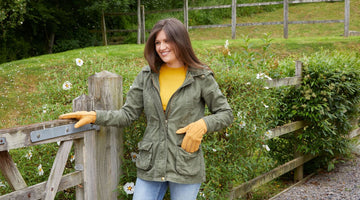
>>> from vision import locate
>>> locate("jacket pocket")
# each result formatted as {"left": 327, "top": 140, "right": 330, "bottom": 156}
{"left": 136, "top": 141, "right": 153, "bottom": 171}
{"left": 176, "top": 147, "right": 201, "bottom": 176}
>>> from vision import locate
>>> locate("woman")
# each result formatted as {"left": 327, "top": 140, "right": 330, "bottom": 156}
{"left": 59, "top": 18, "right": 233, "bottom": 200}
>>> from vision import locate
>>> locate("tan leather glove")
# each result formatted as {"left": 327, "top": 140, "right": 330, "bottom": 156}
{"left": 176, "top": 119, "right": 207, "bottom": 153}
{"left": 59, "top": 111, "right": 96, "bottom": 128}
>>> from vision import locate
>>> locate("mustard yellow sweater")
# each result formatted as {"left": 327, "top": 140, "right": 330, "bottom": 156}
{"left": 159, "top": 64, "right": 187, "bottom": 111}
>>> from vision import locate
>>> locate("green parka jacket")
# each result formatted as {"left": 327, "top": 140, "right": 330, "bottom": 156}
{"left": 95, "top": 65, "right": 233, "bottom": 184}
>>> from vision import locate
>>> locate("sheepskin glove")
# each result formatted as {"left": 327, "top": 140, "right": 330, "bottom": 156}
{"left": 59, "top": 111, "right": 96, "bottom": 128}
{"left": 176, "top": 119, "right": 207, "bottom": 153}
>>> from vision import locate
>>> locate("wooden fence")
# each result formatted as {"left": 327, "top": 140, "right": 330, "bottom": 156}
{"left": 0, "top": 71, "right": 123, "bottom": 200}
{"left": 99, "top": 0, "right": 350, "bottom": 45}
{"left": 228, "top": 61, "right": 360, "bottom": 199}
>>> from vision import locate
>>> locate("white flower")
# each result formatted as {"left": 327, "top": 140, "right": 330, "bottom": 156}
{"left": 239, "top": 121, "right": 246, "bottom": 128}
{"left": 256, "top": 73, "right": 265, "bottom": 79}
{"left": 224, "top": 40, "right": 229, "bottom": 49}
{"left": 57, "top": 141, "right": 61, "bottom": 146}
{"left": 25, "top": 150, "right": 32, "bottom": 160}
{"left": 123, "top": 182, "right": 135, "bottom": 194}
{"left": 256, "top": 73, "right": 272, "bottom": 80}
{"left": 38, "top": 164, "right": 44, "bottom": 176}
{"left": 199, "top": 191, "right": 206, "bottom": 198}
{"left": 42, "top": 105, "right": 47, "bottom": 113}
{"left": 262, "top": 101, "right": 269, "bottom": 108}
{"left": 253, "top": 125, "right": 257, "bottom": 132}
{"left": 263, "top": 144, "right": 271, "bottom": 151}
{"left": 0, "top": 181, "right": 6, "bottom": 188}
{"left": 212, "top": 148, "right": 217, "bottom": 152}
{"left": 130, "top": 152, "right": 138, "bottom": 163}
{"left": 62, "top": 81, "right": 72, "bottom": 90}
{"left": 264, "top": 86, "right": 269, "bottom": 89}
{"left": 70, "top": 155, "right": 75, "bottom": 162}
{"left": 75, "top": 58, "right": 84, "bottom": 66}
{"left": 264, "top": 74, "right": 272, "bottom": 80}
{"left": 246, "top": 82, "right": 251, "bottom": 85}
{"left": 265, "top": 130, "right": 273, "bottom": 138}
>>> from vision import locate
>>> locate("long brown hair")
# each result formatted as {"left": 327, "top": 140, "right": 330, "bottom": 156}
{"left": 144, "top": 18, "right": 207, "bottom": 72}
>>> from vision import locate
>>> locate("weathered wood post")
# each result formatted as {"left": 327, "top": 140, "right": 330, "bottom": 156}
{"left": 141, "top": 5, "right": 146, "bottom": 43}
{"left": 101, "top": 10, "right": 108, "bottom": 46}
{"left": 283, "top": 0, "right": 289, "bottom": 39}
{"left": 344, "top": 0, "right": 350, "bottom": 37}
{"left": 231, "top": 0, "right": 237, "bottom": 39}
{"left": 293, "top": 61, "right": 303, "bottom": 182}
{"left": 137, "top": 0, "right": 141, "bottom": 44}
{"left": 184, "top": 0, "right": 189, "bottom": 30}
{"left": 88, "top": 71, "right": 123, "bottom": 200}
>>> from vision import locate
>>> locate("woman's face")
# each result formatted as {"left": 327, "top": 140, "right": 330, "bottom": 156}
{"left": 155, "top": 30, "right": 183, "bottom": 68}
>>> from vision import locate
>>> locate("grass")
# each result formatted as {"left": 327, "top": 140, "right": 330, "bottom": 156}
{"left": 0, "top": 0, "right": 360, "bottom": 199}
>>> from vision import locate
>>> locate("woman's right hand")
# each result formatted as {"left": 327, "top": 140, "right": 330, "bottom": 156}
{"left": 59, "top": 111, "right": 96, "bottom": 128}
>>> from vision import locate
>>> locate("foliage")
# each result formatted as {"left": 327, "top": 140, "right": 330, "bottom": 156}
{"left": 0, "top": 0, "right": 27, "bottom": 38}
{"left": 268, "top": 50, "right": 360, "bottom": 170}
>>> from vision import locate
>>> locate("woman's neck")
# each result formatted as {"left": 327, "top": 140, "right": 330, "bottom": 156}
{"left": 166, "top": 60, "right": 184, "bottom": 68}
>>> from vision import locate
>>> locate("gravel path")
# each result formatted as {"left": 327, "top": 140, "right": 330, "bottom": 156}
{"left": 271, "top": 155, "right": 360, "bottom": 200}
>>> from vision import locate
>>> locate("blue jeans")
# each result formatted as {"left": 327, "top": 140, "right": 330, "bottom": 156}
{"left": 132, "top": 178, "right": 201, "bottom": 200}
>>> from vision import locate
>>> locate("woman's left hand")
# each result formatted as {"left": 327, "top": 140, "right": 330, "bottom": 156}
{"left": 176, "top": 119, "right": 207, "bottom": 153}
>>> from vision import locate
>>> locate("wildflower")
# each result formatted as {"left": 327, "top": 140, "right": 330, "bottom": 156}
{"left": 237, "top": 111, "right": 246, "bottom": 119}
{"left": 224, "top": 40, "right": 229, "bottom": 49}
{"left": 253, "top": 125, "right": 257, "bottom": 132}
{"left": 130, "top": 152, "right": 138, "bottom": 163}
{"left": 223, "top": 40, "right": 231, "bottom": 56}
{"left": 262, "top": 101, "right": 269, "bottom": 108}
{"left": 38, "top": 164, "right": 44, "bottom": 176}
{"left": 264, "top": 86, "right": 269, "bottom": 89}
{"left": 75, "top": 58, "right": 84, "bottom": 66}
{"left": 62, "top": 81, "right": 72, "bottom": 90}
{"left": 199, "top": 191, "right": 206, "bottom": 198}
{"left": 25, "top": 150, "right": 32, "bottom": 160}
{"left": 123, "top": 182, "right": 135, "bottom": 194}
{"left": 256, "top": 73, "right": 272, "bottom": 80}
{"left": 263, "top": 144, "right": 271, "bottom": 151}
{"left": 43, "top": 105, "right": 47, "bottom": 113}
{"left": 239, "top": 121, "right": 246, "bottom": 128}
{"left": 212, "top": 149, "right": 217, "bottom": 152}
{"left": 0, "top": 181, "right": 6, "bottom": 188}
{"left": 265, "top": 130, "right": 273, "bottom": 138}
{"left": 70, "top": 155, "right": 75, "bottom": 162}
{"left": 246, "top": 82, "right": 251, "bottom": 85}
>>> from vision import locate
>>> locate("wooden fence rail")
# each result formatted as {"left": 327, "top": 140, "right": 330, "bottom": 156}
{"left": 98, "top": 0, "right": 350, "bottom": 45}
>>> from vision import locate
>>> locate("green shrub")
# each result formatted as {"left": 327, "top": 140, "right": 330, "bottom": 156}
{"left": 268, "top": 50, "right": 360, "bottom": 170}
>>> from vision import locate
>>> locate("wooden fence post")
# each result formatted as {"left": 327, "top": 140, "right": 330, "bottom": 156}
{"left": 184, "top": 0, "right": 189, "bottom": 30}
{"left": 101, "top": 10, "right": 108, "bottom": 46}
{"left": 283, "top": 0, "right": 289, "bottom": 39}
{"left": 294, "top": 61, "right": 303, "bottom": 182}
{"left": 344, "top": 0, "right": 350, "bottom": 37}
{"left": 137, "top": 0, "right": 141, "bottom": 44}
{"left": 232, "top": 0, "right": 237, "bottom": 39}
{"left": 88, "top": 71, "right": 123, "bottom": 200}
{"left": 141, "top": 5, "right": 146, "bottom": 43}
